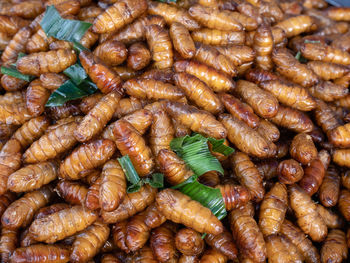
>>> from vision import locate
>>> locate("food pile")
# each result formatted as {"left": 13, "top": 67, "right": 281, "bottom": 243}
{"left": 0, "top": 0, "right": 350, "bottom": 262}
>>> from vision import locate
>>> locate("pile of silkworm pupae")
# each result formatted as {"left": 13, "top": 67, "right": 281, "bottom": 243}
{"left": 1, "top": 0, "right": 350, "bottom": 262}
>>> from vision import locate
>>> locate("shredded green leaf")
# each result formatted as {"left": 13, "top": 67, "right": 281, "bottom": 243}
{"left": 63, "top": 64, "right": 88, "bottom": 85}
{"left": 174, "top": 175, "right": 227, "bottom": 220}
{"left": 118, "top": 155, "right": 164, "bottom": 193}
{"left": 1, "top": 66, "right": 34, "bottom": 82}
{"left": 171, "top": 134, "right": 234, "bottom": 175}
{"left": 40, "top": 5, "right": 92, "bottom": 42}
{"left": 304, "top": 40, "right": 321, "bottom": 44}
{"left": 295, "top": 51, "right": 307, "bottom": 63}
{"left": 73, "top": 42, "right": 88, "bottom": 54}
{"left": 45, "top": 79, "right": 97, "bottom": 107}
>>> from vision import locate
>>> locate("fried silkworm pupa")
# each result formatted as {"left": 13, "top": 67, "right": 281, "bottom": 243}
{"left": 0, "top": 123, "right": 18, "bottom": 140}
{"left": 156, "top": 189, "right": 223, "bottom": 235}
{"left": 314, "top": 99, "right": 342, "bottom": 135}
{"left": 39, "top": 73, "right": 67, "bottom": 90}
{"left": 132, "top": 246, "right": 158, "bottom": 263}
{"left": 0, "top": 15, "right": 30, "bottom": 36}
{"left": 0, "top": 227, "right": 17, "bottom": 263}
{"left": 12, "top": 116, "right": 50, "bottom": 149}
{"left": 0, "top": 32, "right": 10, "bottom": 51}
{"left": 175, "top": 228, "right": 204, "bottom": 256}
{"left": 266, "top": 234, "right": 303, "bottom": 263}
{"left": 85, "top": 175, "right": 101, "bottom": 210}
{"left": 170, "top": 22, "right": 195, "bottom": 59}
{"left": 150, "top": 223, "right": 178, "bottom": 262}
{"left": 7, "top": 161, "right": 58, "bottom": 192}
{"left": 255, "top": 120, "right": 279, "bottom": 143}
{"left": 321, "top": 229, "right": 348, "bottom": 263}
{"left": 34, "top": 203, "right": 71, "bottom": 220}
{"left": 79, "top": 50, "right": 122, "bottom": 94}
{"left": 268, "top": 105, "right": 314, "bottom": 133}
{"left": 145, "top": 24, "right": 173, "bottom": 69}
{"left": 174, "top": 60, "right": 234, "bottom": 93}
{"left": 0, "top": 101, "right": 32, "bottom": 126}
{"left": 278, "top": 159, "right": 304, "bottom": 184}
{"left": 10, "top": 244, "right": 70, "bottom": 263}
{"left": 309, "top": 80, "right": 348, "bottom": 102}
{"left": 47, "top": 102, "right": 81, "bottom": 121}
{"left": 328, "top": 123, "right": 350, "bottom": 148}
{"left": 338, "top": 189, "right": 350, "bottom": 221}
{"left": 157, "top": 149, "right": 193, "bottom": 185}
{"left": 102, "top": 185, "right": 157, "bottom": 224}
{"left": 316, "top": 204, "right": 344, "bottom": 229}
{"left": 59, "top": 139, "right": 116, "bottom": 180}
{"left": 188, "top": 4, "right": 242, "bottom": 31}
{"left": 220, "top": 114, "right": 275, "bottom": 159}
{"left": 255, "top": 159, "right": 279, "bottom": 180}
{"left": 1, "top": 26, "right": 32, "bottom": 62}
{"left": 290, "top": 133, "right": 318, "bottom": 165}
{"left": 274, "top": 15, "right": 316, "bottom": 38}
{"left": 78, "top": 6, "right": 103, "bottom": 20}
{"left": 70, "top": 221, "right": 110, "bottom": 263}
{"left": 141, "top": 68, "right": 174, "bottom": 84}
{"left": 9, "top": 0, "right": 44, "bottom": 19}
{"left": 200, "top": 249, "right": 228, "bottom": 263}
{"left": 166, "top": 101, "right": 227, "bottom": 139}
{"left": 104, "top": 109, "right": 153, "bottom": 140}
{"left": 16, "top": 49, "right": 76, "bottom": 76}
{"left": 179, "top": 255, "right": 199, "bottom": 263}
{"left": 145, "top": 102, "right": 174, "bottom": 156}
{"left": 78, "top": 93, "right": 104, "bottom": 114}
{"left": 229, "top": 203, "right": 266, "bottom": 263}
{"left": 112, "top": 120, "right": 154, "bottom": 177}
{"left": 124, "top": 78, "right": 183, "bottom": 101}
{"left": 109, "top": 14, "right": 166, "bottom": 44}
{"left": 301, "top": 42, "right": 350, "bottom": 65}
{"left": 0, "top": 192, "right": 16, "bottom": 218}
{"left": 74, "top": 91, "right": 122, "bottom": 142}
{"left": 245, "top": 68, "right": 279, "bottom": 84}
{"left": 191, "top": 29, "right": 245, "bottom": 46}
{"left": 26, "top": 79, "right": 50, "bottom": 117}
{"left": 333, "top": 149, "right": 350, "bottom": 167}
{"left": 308, "top": 61, "right": 349, "bottom": 80}
{"left": 93, "top": 40, "right": 127, "bottom": 66}
{"left": 0, "top": 139, "right": 22, "bottom": 195}
{"left": 331, "top": 33, "right": 350, "bottom": 52}
{"left": 299, "top": 158, "right": 325, "bottom": 196}
{"left": 280, "top": 219, "right": 320, "bottom": 263}
{"left": 194, "top": 43, "right": 237, "bottom": 77}
{"left": 55, "top": 180, "right": 88, "bottom": 206}
{"left": 319, "top": 167, "right": 340, "bottom": 207}
{"left": 26, "top": 28, "right": 54, "bottom": 54}
{"left": 260, "top": 80, "right": 316, "bottom": 111}
{"left": 272, "top": 47, "right": 319, "bottom": 87}
{"left": 235, "top": 80, "right": 278, "bottom": 118}
{"left": 205, "top": 229, "right": 237, "bottom": 260}
{"left": 259, "top": 182, "right": 288, "bottom": 236}
{"left": 112, "top": 97, "right": 146, "bottom": 119}
{"left": 216, "top": 184, "right": 251, "bottom": 211}
{"left": 101, "top": 254, "right": 121, "bottom": 263}
{"left": 289, "top": 184, "right": 327, "bottom": 242}
{"left": 100, "top": 160, "right": 126, "bottom": 212}
{"left": 113, "top": 220, "right": 129, "bottom": 253}
{"left": 174, "top": 72, "right": 223, "bottom": 114}
{"left": 342, "top": 170, "right": 350, "bottom": 190}
{"left": 23, "top": 117, "right": 81, "bottom": 164}
{"left": 147, "top": 1, "right": 199, "bottom": 30}
{"left": 214, "top": 45, "right": 255, "bottom": 67}
{"left": 126, "top": 42, "right": 151, "bottom": 70}
{"left": 29, "top": 205, "right": 98, "bottom": 244}
{"left": 1, "top": 185, "right": 54, "bottom": 230}
{"left": 253, "top": 23, "right": 273, "bottom": 71}
{"left": 92, "top": 0, "right": 147, "bottom": 33}
{"left": 1, "top": 74, "right": 27, "bottom": 92}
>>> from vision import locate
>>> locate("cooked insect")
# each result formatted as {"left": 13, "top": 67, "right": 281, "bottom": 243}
{"left": 259, "top": 182, "right": 288, "bottom": 236}
{"left": 92, "top": 0, "right": 147, "bottom": 33}
{"left": 319, "top": 167, "right": 340, "bottom": 207}
{"left": 55, "top": 180, "right": 88, "bottom": 206}
{"left": 289, "top": 184, "right": 327, "bottom": 242}
{"left": 301, "top": 42, "right": 350, "bottom": 65}
{"left": 10, "top": 244, "right": 70, "bottom": 263}
{"left": 200, "top": 249, "right": 228, "bottom": 263}
{"left": 175, "top": 228, "right": 204, "bottom": 256}
{"left": 316, "top": 204, "right": 344, "bottom": 229}
{"left": 290, "top": 133, "right": 318, "bottom": 165}
{"left": 2, "top": 185, "right": 54, "bottom": 230}
{"left": 278, "top": 159, "right": 304, "bottom": 184}
{"left": 59, "top": 139, "right": 116, "bottom": 180}
{"left": 127, "top": 42, "right": 151, "bottom": 70}
{"left": 124, "top": 78, "right": 183, "bottom": 101}
{"left": 0, "top": 227, "right": 17, "bottom": 263}
{"left": 266, "top": 234, "right": 303, "bottom": 263}
{"left": 253, "top": 23, "right": 273, "bottom": 70}
{"left": 156, "top": 189, "right": 223, "bottom": 235}
{"left": 7, "top": 161, "right": 58, "bottom": 192}
{"left": 17, "top": 49, "right": 76, "bottom": 76}
{"left": 299, "top": 158, "right": 326, "bottom": 196}
{"left": 229, "top": 204, "right": 266, "bottom": 263}
{"left": 308, "top": 61, "right": 349, "bottom": 80}
{"left": 338, "top": 189, "right": 350, "bottom": 221}
{"left": 192, "top": 29, "right": 245, "bottom": 46}
{"left": 93, "top": 40, "right": 127, "bottom": 66}
{"left": 23, "top": 117, "right": 81, "bottom": 164}
{"left": 2, "top": 26, "right": 32, "bottom": 62}
{"left": 174, "top": 60, "right": 234, "bottom": 92}
{"left": 166, "top": 101, "right": 227, "bottom": 139}
{"left": 112, "top": 120, "right": 154, "bottom": 177}
{"left": 321, "top": 229, "right": 348, "bottom": 263}
{"left": 170, "top": 22, "right": 195, "bottom": 59}
{"left": 145, "top": 24, "right": 173, "bottom": 69}
{"left": 150, "top": 223, "right": 178, "bottom": 262}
